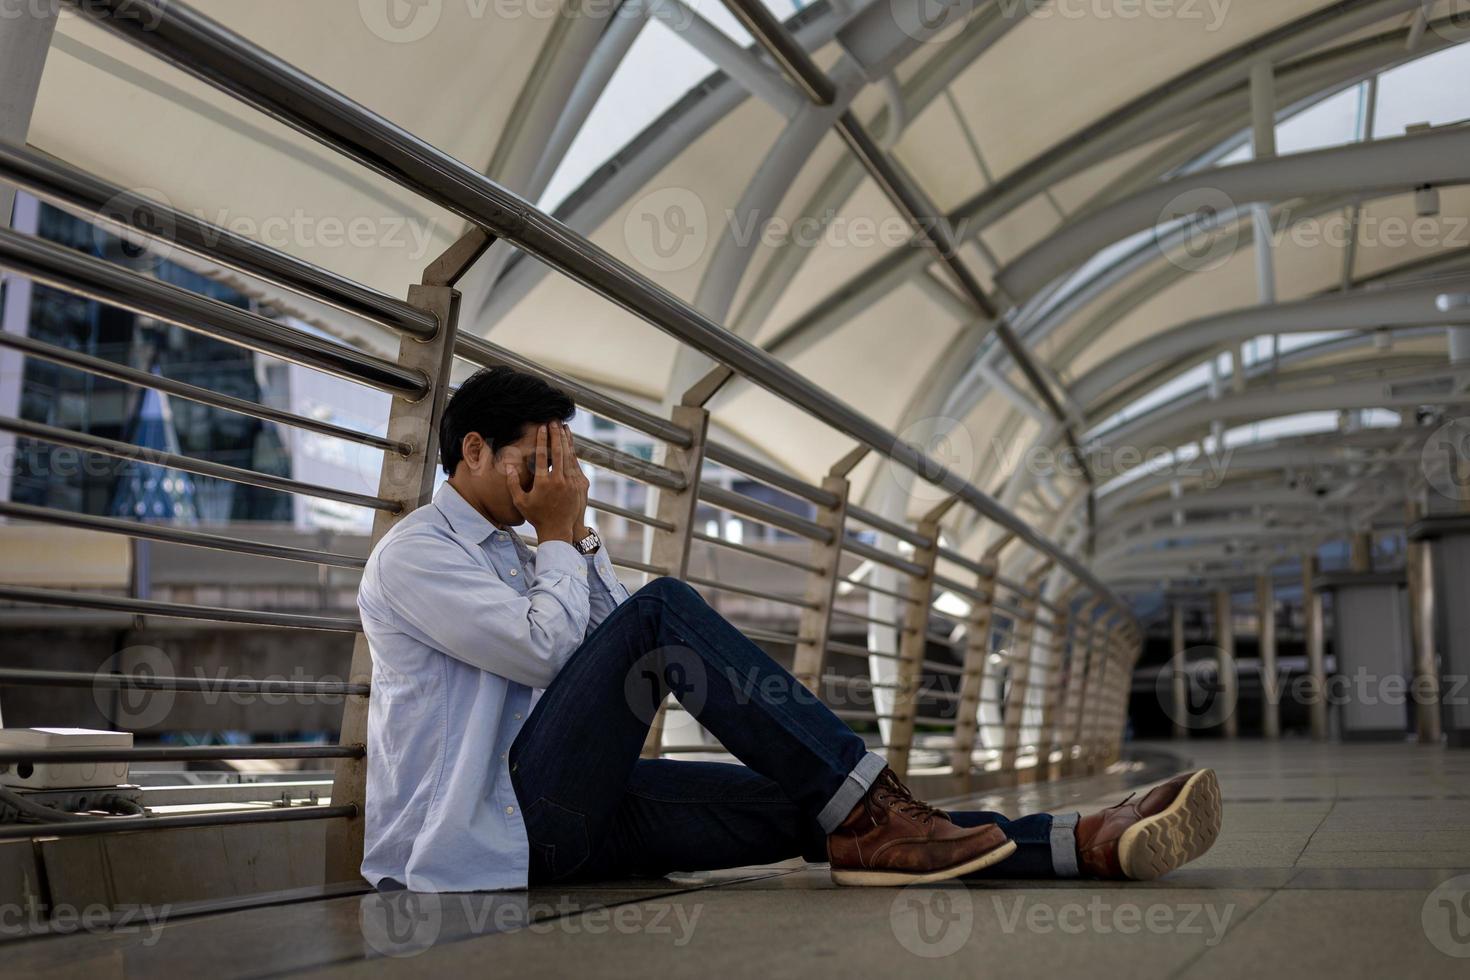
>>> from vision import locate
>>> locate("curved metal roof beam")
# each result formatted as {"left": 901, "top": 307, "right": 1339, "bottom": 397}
{"left": 1074, "top": 277, "right": 1470, "bottom": 409}
{"left": 1096, "top": 424, "right": 1427, "bottom": 517}
{"left": 998, "top": 126, "right": 1470, "bottom": 304}
{"left": 946, "top": 0, "right": 1427, "bottom": 273}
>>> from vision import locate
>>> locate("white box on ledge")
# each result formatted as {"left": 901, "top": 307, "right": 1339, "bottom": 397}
{"left": 0, "top": 728, "right": 132, "bottom": 789}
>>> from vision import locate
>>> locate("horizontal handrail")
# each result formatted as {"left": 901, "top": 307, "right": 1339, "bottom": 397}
{"left": 0, "top": 500, "right": 368, "bottom": 569}
{"left": 845, "top": 504, "right": 935, "bottom": 550}
{"left": 0, "top": 745, "right": 362, "bottom": 763}
{"left": 841, "top": 538, "right": 927, "bottom": 578}
{"left": 690, "top": 531, "right": 824, "bottom": 574}
{"left": 0, "top": 225, "right": 429, "bottom": 398}
{"left": 0, "top": 586, "right": 361, "bottom": 632}
{"left": 702, "top": 440, "right": 837, "bottom": 508}
{"left": 0, "top": 415, "right": 397, "bottom": 512}
{"left": 0, "top": 804, "right": 357, "bottom": 841}
{"left": 586, "top": 497, "right": 676, "bottom": 532}
{"left": 575, "top": 436, "right": 686, "bottom": 491}
{"left": 838, "top": 576, "right": 921, "bottom": 605}
{"left": 0, "top": 141, "right": 437, "bottom": 338}
{"left": 0, "top": 667, "right": 368, "bottom": 695}
{"left": 74, "top": 0, "right": 1133, "bottom": 626}
{"left": 683, "top": 575, "right": 816, "bottom": 610}
{"left": 0, "top": 330, "right": 409, "bottom": 455}
{"left": 455, "top": 335, "right": 693, "bottom": 447}
{"left": 698, "top": 484, "right": 832, "bottom": 543}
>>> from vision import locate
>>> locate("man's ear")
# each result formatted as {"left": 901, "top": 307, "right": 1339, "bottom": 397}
{"left": 461, "top": 432, "right": 489, "bottom": 473}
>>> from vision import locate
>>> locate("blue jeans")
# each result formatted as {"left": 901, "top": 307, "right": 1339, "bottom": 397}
{"left": 508, "top": 579, "right": 1077, "bottom": 883}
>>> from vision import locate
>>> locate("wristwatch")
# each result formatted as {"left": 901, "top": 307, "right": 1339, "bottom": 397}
{"left": 574, "top": 527, "right": 602, "bottom": 556}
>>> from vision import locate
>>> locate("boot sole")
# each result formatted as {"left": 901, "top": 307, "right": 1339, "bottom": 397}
{"left": 831, "top": 839, "right": 1018, "bottom": 887}
{"left": 1116, "top": 768, "right": 1222, "bottom": 881}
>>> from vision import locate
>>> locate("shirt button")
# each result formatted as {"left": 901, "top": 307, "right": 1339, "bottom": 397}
{"left": 505, "top": 805, "right": 515, "bottom": 815}
{"left": 508, "top": 568, "right": 518, "bottom": 577}
{"left": 513, "top": 712, "right": 522, "bottom": 720}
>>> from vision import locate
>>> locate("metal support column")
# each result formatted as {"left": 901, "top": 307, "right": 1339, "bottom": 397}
{"left": 1303, "top": 551, "right": 1330, "bottom": 740}
{"left": 1057, "top": 597, "right": 1101, "bottom": 771}
{"left": 1406, "top": 500, "right": 1442, "bottom": 744}
{"left": 887, "top": 496, "right": 958, "bottom": 779}
{"left": 1214, "top": 588, "right": 1239, "bottom": 738}
{"left": 1171, "top": 603, "right": 1189, "bottom": 739}
{"left": 325, "top": 227, "right": 486, "bottom": 883}
{"left": 1258, "top": 573, "right": 1281, "bottom": 739}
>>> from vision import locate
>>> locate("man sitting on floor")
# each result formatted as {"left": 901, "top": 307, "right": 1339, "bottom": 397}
{"left": 356, "top": 367, "right": 1222, "bottom": 892}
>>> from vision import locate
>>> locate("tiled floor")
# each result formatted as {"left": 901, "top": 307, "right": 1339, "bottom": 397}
{"left": 6, "top": 739, "right": 1469, "bottom": 979}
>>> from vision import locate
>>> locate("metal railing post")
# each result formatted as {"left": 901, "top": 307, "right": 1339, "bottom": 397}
{"left": 1037, "top": 583, "right": 1080, "bottom": 780}
{"left": 1081, "top": 612, "right": 1118, "bottom": 772}
{"left": 639, "top": 377, "right": 715, "bottom": 758}
{"left": 791, "top": 447, "right": 867, "bottom": 692}
{"left": 999, "top": 562, "right": 1052, "bottom": 777}
{"left": 886, "top": 496, "right": 958, "bottom": 780}
{"left": 1057, "top": 597, "right": 1101, "bottom": 773}
{"left": 325, "top": 227, "right": 488, "bottom": 883}
{"left": 949, "top": 540, "right": 1005, "bottom": 777}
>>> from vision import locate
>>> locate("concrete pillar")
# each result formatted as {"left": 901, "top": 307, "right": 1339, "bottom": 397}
{"left": 0, "top": 1, "right": 57, "bottom": 722}
{"left": 1303, "top": 552, "right": 1329, "bottom": 740}
{"left": 1170, "top": 603, "right": 1188, "bottom": 739}
{"left": 1257, "top": 573, "right": 1281, "bottom": 739}
{"left": 0, "top": 0, "right": 58, "bottom": 224}
{"left": 1214, "top": 588, "right": 1238, "bottom": 738}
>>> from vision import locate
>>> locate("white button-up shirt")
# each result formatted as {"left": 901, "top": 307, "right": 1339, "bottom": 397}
{"left": 355, "top": 483, "right": 629, "bottom": 891}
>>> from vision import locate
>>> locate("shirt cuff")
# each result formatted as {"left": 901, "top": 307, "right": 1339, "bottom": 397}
{"left": 583, "top": 547, "right": 623, "bottom": 592}
{"left": 535, "top": 539, "right": 587, "bottom": 579}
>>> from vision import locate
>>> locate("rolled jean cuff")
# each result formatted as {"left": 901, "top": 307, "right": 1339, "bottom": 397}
{"left": 816, "top": 751, "right": 887, "bottom": 833}
{"left": 1050, "top": 811, "right": 1081, "bottom": 877}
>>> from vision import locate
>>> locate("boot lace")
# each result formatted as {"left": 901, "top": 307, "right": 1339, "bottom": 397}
{"left": 866, "top": 769, "right": 943, "bottom": 825}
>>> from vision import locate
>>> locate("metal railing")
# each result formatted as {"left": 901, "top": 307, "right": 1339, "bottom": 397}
{"left": 0, "top": 0, "right": 1140, "bottom": 886}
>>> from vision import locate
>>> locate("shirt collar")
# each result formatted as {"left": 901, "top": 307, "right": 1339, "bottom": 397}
{"left": 433, "top": 482, "right": 500, "bottom": 543}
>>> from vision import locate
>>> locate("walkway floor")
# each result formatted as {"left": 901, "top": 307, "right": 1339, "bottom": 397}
{"left": 7, "top": 739, "right": 1470, "bottom": 979}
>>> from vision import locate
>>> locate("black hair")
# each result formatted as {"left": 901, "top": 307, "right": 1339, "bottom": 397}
{"left": 439, "top": 366, "right": 575, "bottom": 475}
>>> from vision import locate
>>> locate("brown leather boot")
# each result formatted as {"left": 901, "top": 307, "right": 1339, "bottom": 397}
{"left": 826, "top": 767, "right": 1016, "bottom": 886}
{"left": 1075, "top": 768, "right": 1222, "bottom": 880}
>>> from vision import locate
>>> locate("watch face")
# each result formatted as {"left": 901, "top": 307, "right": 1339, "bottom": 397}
{"left": 578, "top": 530, "right": 601, "bottom": 554}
